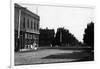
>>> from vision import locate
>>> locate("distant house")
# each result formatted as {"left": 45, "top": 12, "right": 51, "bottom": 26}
{"left": 14, "top": 3, "right": 40, "bottom": 51}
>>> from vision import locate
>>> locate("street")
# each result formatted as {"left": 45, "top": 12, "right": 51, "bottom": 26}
{"left": 15, "top": 48, "right": 93, "bottom": 65}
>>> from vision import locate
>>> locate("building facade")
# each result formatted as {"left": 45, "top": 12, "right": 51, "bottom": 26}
{"left": 14, "top": 4, "right": 40, "bottom": 51}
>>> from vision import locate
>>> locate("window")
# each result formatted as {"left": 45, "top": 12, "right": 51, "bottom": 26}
{"left": 28, "top": 33, "right": 30, "bottom": 39}
{"left": 36, "top": 21, "right": 39, "bottom": 31}
{"left": 36, "top": 23, "right": 38, "bottom": 31}
{"left": 31, "top": 21, "right": 33, "bottom": 29}
{"left": 33, "top": 19, "right": 34, "bottom": 30}
{"left": 34, "top": 20, "right": 36, "bottom": 30}
{"left": 35, "top": 20, "right": 37, "bottom": 31}
{"left": 25, "top": 33, "right": 27, "bottom": 39}
{"left": 23, "top": 17, "right": 25, "bottom": 28}
{"left": 27, "top": 19, "right": 29, "bottom": 28}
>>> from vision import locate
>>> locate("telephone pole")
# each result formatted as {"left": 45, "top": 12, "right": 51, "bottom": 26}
{"left": 60, "top": 31, "right": 62, "bottom": 44}
{"left": 36, "top": 5, "right": 38, "bottom": 15}
{"left": 18, "top": 9, "right": 21, "bottom": 38}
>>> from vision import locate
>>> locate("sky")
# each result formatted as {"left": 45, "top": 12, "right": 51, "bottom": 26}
{"left": 19, "top": 4, "right": 95, "bottom": 42}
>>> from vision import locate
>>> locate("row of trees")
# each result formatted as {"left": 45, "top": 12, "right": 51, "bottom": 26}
{"left": 52, "top": 28, "right": 79, "bottom": 46}
{"left": 39, "top": 22, "right": 94, "bottom": 48}
{"left": 39, "top": 27, "right": 79, "bottom": 47}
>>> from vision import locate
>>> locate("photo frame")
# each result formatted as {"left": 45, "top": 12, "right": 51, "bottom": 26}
{"left": 10, "top": 0, "right": 95, "bottom": 69}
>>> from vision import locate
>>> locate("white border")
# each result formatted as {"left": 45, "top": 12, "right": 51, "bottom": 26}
{"left": 10, "top": 1, "right": 14, "bottom": 68}
{"left": 10, "top": 0, "right": 97, "bottom": 69}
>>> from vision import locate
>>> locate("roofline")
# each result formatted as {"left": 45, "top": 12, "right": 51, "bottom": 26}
{"left": 15, "top": 3, "right": 40, "bottom": 20}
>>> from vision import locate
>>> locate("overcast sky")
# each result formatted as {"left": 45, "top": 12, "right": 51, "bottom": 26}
{"left": 19, "top": 4, "right": 95, "bottom": 42}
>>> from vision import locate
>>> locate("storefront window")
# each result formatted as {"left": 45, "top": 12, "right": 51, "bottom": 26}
{"left": 25, "top": 33, "right": 27, "bottom": 39}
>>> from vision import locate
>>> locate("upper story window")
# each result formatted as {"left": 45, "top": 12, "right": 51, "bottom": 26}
{"left": 23, "top": 17, "right": 25, "bottom": 28}
{"left": 27, "top": 19, "right": 29, "bottom": 28}
{"left": 36, "top": 21, "right": 39, "bottom": 31}
{"left": 31, "top": 21, "right": 33, "bottom": 29}
{"left": 36, "top": 21, "right": 38, "bottom": 31}
{"left": 36, "top": 22, "right": 38, "bottom": 31}
{"left": 33, "top": 19, "right": 34, "bottom": 30}
{"left": 34, "top": 20, "right": 36, "bottom": 30}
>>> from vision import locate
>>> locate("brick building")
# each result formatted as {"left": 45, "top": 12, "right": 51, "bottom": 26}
{"left": 14, "top": 3, "right": 40, "bottom": 51}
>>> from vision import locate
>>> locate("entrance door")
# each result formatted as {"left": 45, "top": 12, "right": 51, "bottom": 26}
{"left": 20, "top": 31, "right": 25, "bottom": 49}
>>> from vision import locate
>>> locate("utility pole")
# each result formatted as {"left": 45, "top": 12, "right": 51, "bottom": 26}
{"left": 60, "top": 31, "right": 62, "bottom": 44}
{"left": 36, "top": 5, "right": 38, "bottom": 15}
{"left": 18, "top": 9, "right": 21, "bottom": 38}
{"left": 17, "top": 9, "right": 21, "bottom": 51}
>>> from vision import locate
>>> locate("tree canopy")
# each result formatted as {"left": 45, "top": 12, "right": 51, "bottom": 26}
{"left": 83, "top": 22, "right": 94, "bottom": 48}
{"left": 53, "top": 27, "right": 79, "bottom": 46}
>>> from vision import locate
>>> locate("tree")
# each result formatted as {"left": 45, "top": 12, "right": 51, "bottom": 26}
{"left": 39, "top": 28, "right": 55, "bottom": 46}
{"left": 53, "top": 27, "right": 79, "bottom": 46}
{"left": 83, "top": 22, "right": 94, "bottom": 49}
